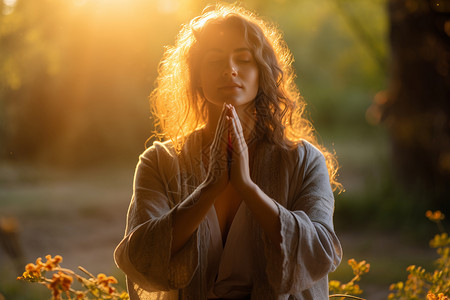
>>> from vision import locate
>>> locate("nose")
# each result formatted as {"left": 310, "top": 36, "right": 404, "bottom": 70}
{"left": 223, "top": 60, "right": 237, "bottom": 77}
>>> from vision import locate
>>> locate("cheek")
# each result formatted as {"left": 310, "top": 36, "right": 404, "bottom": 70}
{"left": 198, "top": 71, "right": 215, "bottom": 98}
{"left": 250, "top": 69, "right": 260, "bottom": 90}
{"left": 199, "top": 65, "right": 218, "bottom": 87}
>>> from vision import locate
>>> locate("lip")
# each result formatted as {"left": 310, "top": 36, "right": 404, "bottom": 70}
{"left": 218, "top": 82, "right": 242, "bottom": 89}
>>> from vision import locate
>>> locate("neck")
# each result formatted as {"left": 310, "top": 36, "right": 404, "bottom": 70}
{"left": 202, "top": 101, "right": 255, "bottom": 145}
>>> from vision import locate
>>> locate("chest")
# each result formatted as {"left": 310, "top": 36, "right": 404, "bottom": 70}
{"left": 213, "top": 183, "right": 243, "bottom": 245}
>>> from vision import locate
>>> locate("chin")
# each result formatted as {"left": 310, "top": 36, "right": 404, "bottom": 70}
{"left": 223, "top": 98, "right": 254, "bottom": 107}
{"left": 206, "top": 97, "right": 255, "bottom": 109}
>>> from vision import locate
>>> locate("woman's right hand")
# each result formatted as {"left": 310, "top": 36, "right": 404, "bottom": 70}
{"left": 202, "top": 103, "right": 231, "bottom": 195}
{"left": 171, "top": 104, "right": 230, "bottom": 256}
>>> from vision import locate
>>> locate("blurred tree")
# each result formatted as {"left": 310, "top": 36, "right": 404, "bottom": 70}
{"left": 251, "top": 0, "right": 388, "bottom": 132}
{"left": 382, "top": 0, "right": 450, "bottom": 212}
{"left": 0, "top": 0, "right": 65, "bottom": 160}
{"left": 0, "top": 0, "right": 389, "bottom": 175}
{"left": 0, "top": 0, "right": 166, "bottom": 166}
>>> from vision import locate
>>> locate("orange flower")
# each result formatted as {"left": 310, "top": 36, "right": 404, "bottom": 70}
{"left": 96, "top": 273, "right": 118, "bottom": 295}
{"left": 426, "top": 210, "right": 445, "bottom": 222}
{"left": 427, "top": 292, "right": 449, "bottom": 300}
{"left": 46, "top": 271, "right": 73, "bottom": 300}
{"left": 17, "top": 255, "right": 63, "bottom": 282}
{"left": 24, "top": 262, "right": 42, "bottom": 278}
{"left": 43, "top": 255, "right": 63, "bottom": 271}
{"left": 35, "top": 257, "right": 45, "bottom": 269}
{"left": 428, "top": 292, "right": 437, "bottom": 300}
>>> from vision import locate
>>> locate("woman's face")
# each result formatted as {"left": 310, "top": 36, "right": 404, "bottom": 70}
{"left": 198, "top": 25, "right": 259, "bottom": 108}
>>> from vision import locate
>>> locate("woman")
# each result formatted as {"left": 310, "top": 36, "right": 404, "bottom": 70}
{"left": 114, "top": 3, "right": 343, "bottom": 299}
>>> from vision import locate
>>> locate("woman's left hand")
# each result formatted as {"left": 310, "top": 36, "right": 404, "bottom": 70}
{"left": 226, "top": 104, "right": 255, "bottom": 192}
{"left": 226, "top": 104, "right": 282, "bottom": 246}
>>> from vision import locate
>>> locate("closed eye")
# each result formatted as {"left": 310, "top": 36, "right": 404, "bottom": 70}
{"left": 235, "top": 54, "right": 253, "bottom": 63}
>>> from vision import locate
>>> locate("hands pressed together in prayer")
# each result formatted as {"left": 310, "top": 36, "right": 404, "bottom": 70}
{"left": 203, "top": 103, "right": 253, "bottom": 196}
{"left": 171, "top": 103, "right": 281, "bottom": 256}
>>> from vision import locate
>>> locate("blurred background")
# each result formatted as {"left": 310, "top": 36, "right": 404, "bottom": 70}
{"left": 0, "top": 0, "right": 449, "bottom": 299}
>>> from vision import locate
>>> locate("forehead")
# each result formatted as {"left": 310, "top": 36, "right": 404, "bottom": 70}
{"left": 199, "top": 24, "right": 251, "bottom": 53}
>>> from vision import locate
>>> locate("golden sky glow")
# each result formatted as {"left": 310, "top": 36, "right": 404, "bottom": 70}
{"left": 0, "top": 0, "right": 389, "bottom": 166}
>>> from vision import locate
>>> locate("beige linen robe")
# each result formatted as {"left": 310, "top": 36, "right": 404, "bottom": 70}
{"left": 114, "top": 129, "right": 342, "bottom": 299}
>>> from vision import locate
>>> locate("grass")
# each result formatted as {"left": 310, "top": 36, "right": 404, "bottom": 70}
{"left": 0, "top": 163, "right": 133, "bottom": 300}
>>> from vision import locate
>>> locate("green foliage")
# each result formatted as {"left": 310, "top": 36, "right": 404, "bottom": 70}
{"left": 388, "top": 211, "right": 450, "bottom": 299}
{"left": 265, "top": 0, "right": 388, "bottom": 129}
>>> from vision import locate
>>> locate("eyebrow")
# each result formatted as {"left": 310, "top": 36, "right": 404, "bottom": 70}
{"left": 205, "top": 47, "right": 252, "bottom": 54}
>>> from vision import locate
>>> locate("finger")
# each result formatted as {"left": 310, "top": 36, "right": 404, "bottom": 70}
{"left": 227, "top": 116, "right": 232, "bottom": 179}
{"left": 227, "top": 115, "right": 232, "bottom": 153}
{"left": 212, "top": 103, "right": 229, "bottom": 146}
{"left": 211, "top": 106, "right": 229, "bottom": 152}
{"left": 230, "top": 114, "right": 247, "bottom": 154}
{"left": 230, "top": 105, "right": 245, "bottom": 138}
{"left": 229, "top": 109, "right": 246, "bottom": 150}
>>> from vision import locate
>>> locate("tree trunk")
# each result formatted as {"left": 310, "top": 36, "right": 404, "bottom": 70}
{"left": 385, "top": 0, "right": 450, "bottom": 213}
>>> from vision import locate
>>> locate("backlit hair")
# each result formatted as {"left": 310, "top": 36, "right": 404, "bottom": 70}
{"left": 149, "top": 3, "right": 343, "bottom": 192}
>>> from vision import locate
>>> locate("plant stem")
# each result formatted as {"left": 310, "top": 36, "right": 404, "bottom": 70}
{"left": 329, "top": 294, "right": 366, "bottom": 300}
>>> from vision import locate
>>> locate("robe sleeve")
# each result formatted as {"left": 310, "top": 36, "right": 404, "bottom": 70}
{"left": 263, "top": 141, "right": 342, "bottom": 294}
{"left": 113, "top": 142, "right": 201, "bottom": 294}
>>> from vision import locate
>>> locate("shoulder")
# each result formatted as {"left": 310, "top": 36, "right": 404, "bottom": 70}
{"left": 139, "top": 129, "right": 201, "bottom": 164}
{"left": 297, "top": 139, "right": 324, "bottom": 156}
{"left": 283, "top": 139, "right": 327, "bottom": 168}
{"left": 284, "top": 140, "right": 334, "bottom": 202}
{"left": 141, "top": 139, "right": 176, "bottom": 159}
{"left": 137, "top": 139, "right": 179, "bottom": 172}
{"left": 143, "top": 139, "right": 176, "bottom": 156}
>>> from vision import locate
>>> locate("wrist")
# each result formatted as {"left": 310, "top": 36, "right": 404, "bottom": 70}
{"left": 237, "top": 180, "right": 259, "bottom": 198}
{"left": 198, "top": 180, "right": 214, "bottom": 194}
{"left": 199, "top": 178, "right": 224, "bottom": 197}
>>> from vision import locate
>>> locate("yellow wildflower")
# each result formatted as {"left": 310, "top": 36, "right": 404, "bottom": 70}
{"left": 430, "top": 233, "right": 450, "bottom": 248}
{"left": 120, "top": 291, "right": 130, "bottom": 299}
{"left": 348, "top": 258, "right": 370, "bottom": 276}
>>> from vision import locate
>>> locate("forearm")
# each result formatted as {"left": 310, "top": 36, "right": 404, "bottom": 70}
{"left": 240, "top": 182, "right": 282, "bottom": 247}
{"left": 171, "top": 183, "right": 216, "bottom": 256}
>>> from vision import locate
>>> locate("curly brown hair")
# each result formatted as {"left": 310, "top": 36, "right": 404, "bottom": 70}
{"left": 149, "top": 3, "right": 342, "bottom": 192}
